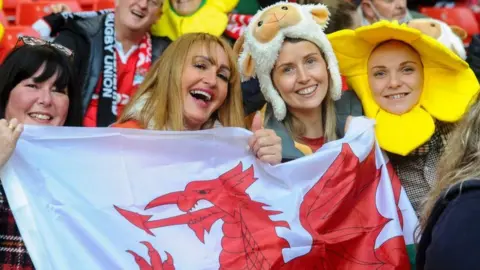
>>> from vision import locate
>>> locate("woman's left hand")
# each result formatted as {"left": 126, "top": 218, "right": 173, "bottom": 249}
{"left": 0, "top": 118, "right": 23, "bottom": 169}
{"left": 248, "top": 112, "right": 282, "bottom": 165}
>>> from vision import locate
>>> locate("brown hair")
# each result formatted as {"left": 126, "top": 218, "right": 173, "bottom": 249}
{"left": 118, "top": 33, "right": 245, "bottom": 130}
{"left": 284, "top": 98, "right": 337, "bottom": 143}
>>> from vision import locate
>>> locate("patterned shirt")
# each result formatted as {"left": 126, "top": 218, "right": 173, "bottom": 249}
{"left": 389, "top": 121, "right": 455, "bottom": 215}
{"left": 0, "top": 184, "right": 34, "bottom": 270}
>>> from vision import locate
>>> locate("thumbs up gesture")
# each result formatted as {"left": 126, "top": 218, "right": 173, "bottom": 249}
{"left": 248, "top": 112, "right": 282, "bottom": 165}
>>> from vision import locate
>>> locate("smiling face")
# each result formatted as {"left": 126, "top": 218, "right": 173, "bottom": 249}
{"left": 116, "top": 0, "right": 163, "bottom": 32}
{"left": 367, "top": 40, "right": 424, "bottom": 115}
{"left": 272, "top": 40, "right": 329, "bottom": 114}
{"left": 181, "top": 44, "right": 231, "bottom": 130}
{"left": 170, "top": 0, "right": 202, "bottom": 16}
{"left": 5, "top": 64, "right": 69, "bottom": 126}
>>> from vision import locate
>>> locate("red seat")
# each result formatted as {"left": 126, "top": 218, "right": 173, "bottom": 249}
{"left": 0, "top": 10, "right": 9, "bottom": 27}
{"left": 93, "top": 0, "right": 115, "bottom": 11}
{"left": 0, "top": 26, "right": 40, "bottom": 62}
{"left": 3, "top": 0, "right": 30, "bottom": 24}
{"left": 420, "top": 7, "right": 480, "bottom": 44}
{"left": 16, "top": 1, "right": 83, "bottom": 26}
{"left": 78, "top": 0, "right": 96, "bottom": 11}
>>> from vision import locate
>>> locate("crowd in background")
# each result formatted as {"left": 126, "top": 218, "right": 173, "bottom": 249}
{"left": 0, "top": 0, "right": 480, "bottom": 269}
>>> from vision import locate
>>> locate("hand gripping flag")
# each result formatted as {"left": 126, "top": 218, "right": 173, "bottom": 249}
{"left": 1, "top": 117, "right": 418, "bottom": 269}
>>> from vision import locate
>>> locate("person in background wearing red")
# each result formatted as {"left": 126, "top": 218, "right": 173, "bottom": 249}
{"left": 54, "top": 0, "right": 171, "bottom": 127}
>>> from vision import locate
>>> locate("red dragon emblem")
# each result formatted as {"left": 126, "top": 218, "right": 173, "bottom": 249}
{"left": 115, "top": 144, "right": 410, "bottom": 269}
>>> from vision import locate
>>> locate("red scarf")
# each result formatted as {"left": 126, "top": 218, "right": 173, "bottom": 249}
{"left": 133, "top": 33, "right": 153, "bottom": 87}
{"left": 225, "top": 14, "right": 252, "bottom": 40}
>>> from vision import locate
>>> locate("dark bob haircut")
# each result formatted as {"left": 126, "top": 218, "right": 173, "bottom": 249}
{"left": 0, "top": 43, "right": 82, "bottom": 126}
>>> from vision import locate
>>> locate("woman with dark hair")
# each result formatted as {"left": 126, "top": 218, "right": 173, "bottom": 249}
{"left": 0, "top": 37, "right": 82, "bottom": 127}
{"left": 0, "top": 36, "right": 81, "bottom": 269}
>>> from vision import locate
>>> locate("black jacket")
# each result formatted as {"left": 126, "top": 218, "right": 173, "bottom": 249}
{"left": 54, "top": 14, "right": 171, "bottom": 116}
{"left": 467, "top": 34, "right": 480, "bottom": 81}
{"left": 416, "top": 180, "right": 480, "bottom": 269}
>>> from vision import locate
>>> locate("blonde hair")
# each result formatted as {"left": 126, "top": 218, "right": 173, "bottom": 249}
{"left": 284, "top": 97, "right": 337, "bottom": 142}
{"left": 118, "top": 33, "right": 245, "bottom": 130}
{"left": 420, "top": 94, "right": 480, "bottom": 229}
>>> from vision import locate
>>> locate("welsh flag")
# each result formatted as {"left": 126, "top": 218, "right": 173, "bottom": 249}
{"left": 0, "top": 117, "right": 417, "bottom": 269}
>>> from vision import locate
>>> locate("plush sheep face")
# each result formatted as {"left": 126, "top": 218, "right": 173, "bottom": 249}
{"left": 406, "top": 18, "right": 468, "bottom": 60}
{"left": 252, "top": 5, "right": 303, "bottom": 43}
{"left": 407, "top": 19, "right": 442, "bottom": 39}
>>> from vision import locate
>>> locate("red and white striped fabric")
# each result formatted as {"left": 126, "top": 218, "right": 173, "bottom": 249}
{"left": 225, "top": 13, "right": 253, "bottom": 40}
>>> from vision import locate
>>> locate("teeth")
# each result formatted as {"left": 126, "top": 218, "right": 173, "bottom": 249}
{"left": 388, "top": 93, "right": 407, "bottom": 100}
{"left": 29, "top": 113, "right": 52, "bottom": 120}
{"left": 190, "top": 90, "right": 212, "bottom": 101}
{"left": 131, "top": 10, "right": 144, "bottom": 18}
{"left": 297, "top": 85, "right": 317, "bottom": 95}
{"left": 190, "top": 202, "right": 199, "bottom": 212}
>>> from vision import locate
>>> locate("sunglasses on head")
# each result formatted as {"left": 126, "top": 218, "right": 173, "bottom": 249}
{"left": 15, "top": 36, "right": 74, "bottom": 59}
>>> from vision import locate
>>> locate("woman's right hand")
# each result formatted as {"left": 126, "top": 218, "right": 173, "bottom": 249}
{"left": 0, "top": 119, "right": 23, "bottom": 169}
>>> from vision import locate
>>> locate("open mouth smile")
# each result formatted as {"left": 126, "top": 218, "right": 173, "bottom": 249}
{"left": 384, "top": 92, "right": 410, "bottom": 100}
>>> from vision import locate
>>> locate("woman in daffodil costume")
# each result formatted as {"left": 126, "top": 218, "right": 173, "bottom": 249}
{"left": 328, "top": 21, "right": 480, "bottom": 213}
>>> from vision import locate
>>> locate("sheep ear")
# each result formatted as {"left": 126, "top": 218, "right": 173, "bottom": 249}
{"left": 310, "top": 5, "right": 330, "bottom": 26}
{"left": 234, "top": 34, "right": 256, "bottom": 78}
{"left": 233, "top": 34, "right": 245, "bottom": 57}
{"left": 450, "top": 25, "right": 467, "bottom": 40}
{"left": 241, "top": 53, "right": 256, "bottom": 79}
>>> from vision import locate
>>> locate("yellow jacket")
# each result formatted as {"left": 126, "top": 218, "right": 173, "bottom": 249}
{"left": 0, "top": 0, "right": 4, "bottom": 42}
{"left": 151, "top": 0, "right": 239, "bottom": 40}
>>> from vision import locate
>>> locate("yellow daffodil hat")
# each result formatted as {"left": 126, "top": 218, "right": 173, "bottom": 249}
{"left": 328, "top": 20, "right": 479, "bottom": 156}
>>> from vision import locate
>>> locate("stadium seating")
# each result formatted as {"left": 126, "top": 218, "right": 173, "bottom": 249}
{"left": 93, "top": 0, "right": 115, "bottom": 11}
{"left": 16, "top": 1, "right": 82, "bottom": 26}
{"left": 0, "top": 25, "right": 40, "bottom": 62}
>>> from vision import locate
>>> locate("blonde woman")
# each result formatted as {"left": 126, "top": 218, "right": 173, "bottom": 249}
{"left": 416, "top": 95, "right": 480, "bottom": 270}
{"left": 235, "top": 3, "right": 345, "bottom": 162}
{"left": 114, "top": 33, "right": 282, "bottom": 165}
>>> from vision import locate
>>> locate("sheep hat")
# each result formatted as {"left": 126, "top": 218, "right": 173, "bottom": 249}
{"left": 234, "top": 2, "right": 342, "bottom": 121}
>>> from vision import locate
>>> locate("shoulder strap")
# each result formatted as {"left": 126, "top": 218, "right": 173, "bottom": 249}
{"left": 263, "top": 104, "right": 305, "bottom": 161}
{"left": 151, "top": 36, "right": 172, "bottom": 62}
{"left": 416, "top": 179, "right": 480, "bottom": 269}
{"left": 334, "top": 90, "right": 363, "bottom": 138}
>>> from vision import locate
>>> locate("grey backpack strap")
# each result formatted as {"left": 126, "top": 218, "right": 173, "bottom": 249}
{"left": 335, "top": 90, "right": 363, "bottom": 138}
